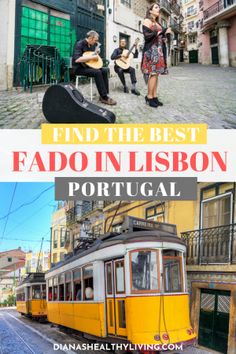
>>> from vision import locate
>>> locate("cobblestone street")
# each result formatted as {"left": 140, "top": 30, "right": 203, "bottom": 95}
{"left": 0, "top": 64, "right": 236, "bottom": 129}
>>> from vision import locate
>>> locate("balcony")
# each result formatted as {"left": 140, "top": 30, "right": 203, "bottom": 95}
{"left": 171, "top": 2, "right": 181, "bottom": 15}
{"left": 160, "top": 0, "right": 172, "bottom": 14}
{"left": 170, "top": 18, "right": 181, "bottom": 32}
{"left": 203, "top": 0, "right": 224, "bottom": 19}
{"left": 181, "top": 224, "right": 236, "bottom": 265}
{"left": 66, "top": 201, "right": 105, "bottom": 226}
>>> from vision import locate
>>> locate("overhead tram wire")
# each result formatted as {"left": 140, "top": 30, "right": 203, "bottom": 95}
{"left": 0, "top": 184, "right": 54, "bottom": 222}
{"left": 1, "top": 183, "right": 18, "bottom": 242}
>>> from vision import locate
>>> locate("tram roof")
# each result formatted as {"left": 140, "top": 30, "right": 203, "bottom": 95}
{"left": 48, "top": 229, "right": 185, "bottom": 274}
{"left": 17, "top": 272, "right": 46, "bottom": 286}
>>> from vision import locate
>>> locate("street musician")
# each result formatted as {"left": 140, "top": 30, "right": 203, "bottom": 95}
{"left": 73, "top": 30, "right": 116, "bottom": 105}
{"left": 111, "top": 38, "right": 140, "bottom": 95}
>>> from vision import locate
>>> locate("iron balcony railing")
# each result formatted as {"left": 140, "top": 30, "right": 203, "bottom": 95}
{"left": 171, "top": 2, "right": 181, "bottom": 15}
{"left": 170, "top": 18, "right": 181, "bottom": 32}
{"left": 203, "top": 0, "right": 224, "bottom": 19}
{"left": 181, "top": 224, "right": 236, "bottom": 265}
{"left": 66, "top": 201, "right": 105, "bottom": 226}
{"left": 160, "top": 0, "right": 172, "bottom": 14}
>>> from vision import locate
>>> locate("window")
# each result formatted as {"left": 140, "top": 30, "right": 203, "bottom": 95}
{"left": 42, "top": 284, "right": 46, "bottom": 299}
{"left": 48, "top": 279, "right": 53, "bottom": 301}
{"left": 16, "top": 290, "right": 25, "bottom": 301}
{"left": 202, "top": 193, "right": 231, "bottom": 228}
{"left": 60, "top": 228, "right": 66, "bottom": 247}
{"left": 73, "top": 268, "right": 82, "bottom": 301}
{"left": 131, "top": 250, "right": 158, "bottom": 293}
{"left": 53, "top": 230, "right": 58, "bottom": 248}
{"left": 146, "top": 203, "right": 165, "bottom": 222}
{"left": 59, "top": 274, "right": 65, "bottom": 301}
{"left": 189, "top": 35, "right": 196, "bottom": 44}
{"left": 105, "top": 263, "right": 113, "bottom": 295}
{"left": 7, "top": 257, "right": 12, "bottom": 262}
{"left": 83, "top": 265, "right": 94, "bottom": 300}
{"left": 115, "top": 260, "right": 125, "bottom": 294}
{"left": 163, "top": 250, "right": 183, "bottom": 293}
{"left": 121, "top": 0, "right": 131, "bottom": 8}
{"left": 53, "top": 277, "right": 58, "bottom": 301}
{"left": 188, "top": 21, "right": 194, "bottom": 30}
{"left": 32, "top": 285, "right": 41, "bottom": 299}
{"left": 187, "top": 5, "right": 194, "bottom": 16}
{"left": 65, "top": 272, "right": 72, "bottom": 301}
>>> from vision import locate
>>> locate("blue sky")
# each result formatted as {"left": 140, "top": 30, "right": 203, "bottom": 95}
{"left": 0, "top": 183, "right": 58, "bottom": 253}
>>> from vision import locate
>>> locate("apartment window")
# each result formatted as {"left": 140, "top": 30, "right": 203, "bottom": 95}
{"left": 60, "top": 228, "right": 66, "bottom": 247}
{"left": 188, "top": 21, "right": 194, "bottom": 30}
{"left": 7, "top": 257, "right": 12, "bottom": 262}
{"left": 146, "top": 203, "right": 165, "bottom": 222}
{"left": 187, "top": 5, "right": 194, "bottom": 16}
{"left": 189, "top": 35, "right": 196, "bottom": 43}
{"left": 121, "top": 0, "right": 131, "bottom": 8}
{"left": 53, "top": 230, "right": 58, "bottom": 248}
{"left": 202, "top": 193, "right": 232, "bottom": 228}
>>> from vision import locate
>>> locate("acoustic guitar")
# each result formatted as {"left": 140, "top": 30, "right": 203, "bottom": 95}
{"left": 82, "top": 42, "right": 103, "bottom": 69}
{"left": 115, "top": 38, "right": 140, "bottom": 70}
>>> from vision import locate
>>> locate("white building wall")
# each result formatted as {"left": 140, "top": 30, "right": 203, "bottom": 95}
{"left": 0, "top": 0, "right": 16, "bottom": 91}
{"left": 106, "top": 0, "right": 143, "bottom": 74}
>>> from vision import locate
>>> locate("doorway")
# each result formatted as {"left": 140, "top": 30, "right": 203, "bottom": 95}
{"left": 105, "top": 259, "right": 127, "bottom": 337}
{"left": 199, "top": 289, "right": 230, "bottom": 353}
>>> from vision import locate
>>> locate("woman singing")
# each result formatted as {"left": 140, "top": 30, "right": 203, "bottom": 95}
{"left": 142, "top": 3, "right": 172, "bottom": 108}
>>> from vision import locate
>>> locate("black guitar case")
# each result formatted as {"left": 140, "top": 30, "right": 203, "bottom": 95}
{"left": 42, "top": 83, "right": 116, "bottom": 124}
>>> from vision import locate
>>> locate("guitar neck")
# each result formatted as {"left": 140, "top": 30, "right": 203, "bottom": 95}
{"left": 127, "top": 44, "right": 135, "bottom": 57}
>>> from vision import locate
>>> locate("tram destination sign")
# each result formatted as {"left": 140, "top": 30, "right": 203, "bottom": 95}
{"left": 123, "top": 216, "right": 177, "bottom": 235}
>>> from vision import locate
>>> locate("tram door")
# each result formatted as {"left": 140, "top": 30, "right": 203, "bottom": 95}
{"left": 105, "top": 260, "right": 127, "bottom": 337}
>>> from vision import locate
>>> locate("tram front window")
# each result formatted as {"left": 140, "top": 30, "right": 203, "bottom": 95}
{"left": 131, "top": 250, "right": 158, "bottom": 292}
{"left": 32, "top": 285, "right": 41, "bottom": 299}
{"left": 163, "top": 250, "right": 183, "bottom": 293}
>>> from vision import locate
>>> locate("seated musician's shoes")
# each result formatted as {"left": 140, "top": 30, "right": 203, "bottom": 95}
{"left": 153, "top": 97, "right": 163, "bottom": 106}
{"left": 124, "top": 86, "right": 129, "bottom": 93}
{"left": 131, "top": 88, "right": 140, "bottom": 96}
{"left": 99, "top": 97, "right": 117, "bottom": 106}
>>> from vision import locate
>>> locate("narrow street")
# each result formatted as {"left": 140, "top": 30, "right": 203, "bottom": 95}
{"left": 0, "top": 308, "right": 214, "bottom": 354}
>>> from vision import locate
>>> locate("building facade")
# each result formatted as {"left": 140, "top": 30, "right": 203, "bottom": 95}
{"left": 51, "top": 202, "right": 69, "bottom": 265}
{"left": 0, "top": 248, "right": 25, "bottom": 302}
{"left": 0, "top": 0, "right": 106, "bottom": 91}
{"left": 181, "top": 182, "right": 236, "bottom": 354}
{"left": 198, "top": 0, "right": 236, "bottom": 66}
{"left": 22, "top": 251, "right": 50, "bottom": 274}
{"left": 181, "top": 0, "right": 200, "bottom": 63}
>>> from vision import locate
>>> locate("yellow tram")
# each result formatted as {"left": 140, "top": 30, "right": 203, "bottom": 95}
{"left": 16, "top": 272, "right": 47, "bottom": 320}
{"left": 45, "top": 217, "right": 196, "bottom": 349}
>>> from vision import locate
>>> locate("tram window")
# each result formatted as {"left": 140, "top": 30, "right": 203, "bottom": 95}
{"left": 130, "top": 250, "right": 158, "bottom": 292}
{"left": 65, "top": 272, "right": 72, "bottom": 301}
{"left": 48, "top": 279, "right": 53, "bottom": 301}
{"left": 115, "top": 260, "right": 125, "bottom": 294}
{"left": 53, "top": 277, "right": 58, "bottom": 301}
{"left": 32, "top": 285, "right": 41, "bottom": 299}
{"left": 105, "top": 263, "right": 113, "bottom": 295}
{"left": 73, "top": 268, "right": 82, "bottom": 301}
{"left": 83, "top": 265, "right": 94, "bottom": 300}
{"left": 16, "top": 291, "right": 25, "bottom": 301}
{"left": 163, "top": 250, "right": 182, "bottom": 293}
{"left": 41, "top": 284, "right": 46, "bottom": 300}
{"left": 59, "top": 274, "right": 65, "bottom": 301}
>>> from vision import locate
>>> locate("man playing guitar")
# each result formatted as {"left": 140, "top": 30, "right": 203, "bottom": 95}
{"left": 73, "top": 30, "right": 116, "bottom": 105}
{"left": 111, "top": 38, "right": 140, "bottom": 95}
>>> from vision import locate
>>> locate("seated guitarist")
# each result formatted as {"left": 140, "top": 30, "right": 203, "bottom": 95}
{"left": 73, "top": 30, "right": 116, "bottom": 105}
{"left": 111, "top": 39, "right": 140, "bottom": 95}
